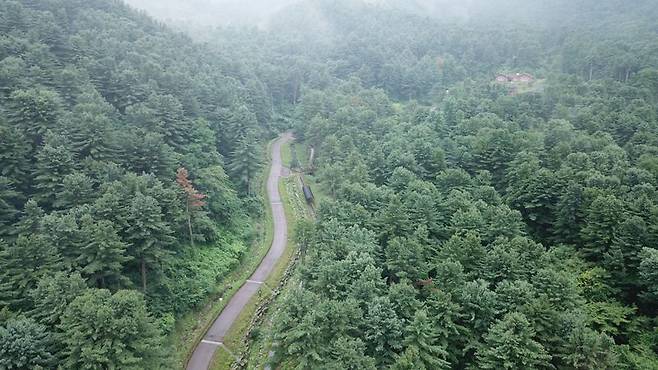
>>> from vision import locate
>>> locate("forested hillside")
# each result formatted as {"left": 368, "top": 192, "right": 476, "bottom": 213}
{"left": 0, "top": 0, "right": 272, "bottom": 368}
{"left": 2, "top": 0, "right": 658, "bottom": 369}
{"left": 234, "top": 1, "right": 658, "bottom": 369}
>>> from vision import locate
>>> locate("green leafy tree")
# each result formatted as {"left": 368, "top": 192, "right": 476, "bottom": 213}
{"left": 385, "top": 235, "right": 428, "bottom": 282}
{"left": 0, "top": 120, "right": 31, "bottom": 190}
{"left": 228, "top": 131, "right": 263, "bottom": 194}
{"left": 0, "top": 177, "right": 21, "bottom": 236}
{"left": 77, "top": 215, "right": 130, "bottom": 288}
{"left": 0, "top": 236, "right": 62, "bottom": 309}
{"left": 196, "top": 165, "right": 240, "bottom": 224}
{"left": 33, "top": 142, "right": 75, "bottom": 209}
{"left": 0, "top": 317, "right": 55, "bottom": 370}
{"left": 59, "top": 289, "right": 164, "bottom": 369}
{"left": 7, "top": 88, "right": 63, "bottom": 146}
{"left": 61, "top": 88, "right": 117, "bottom": 160}
{"left": 477, "top": 312, "right": 552, "bottom": 370}
{"left": 580, "top": 195, "right": 625, "bottom": 261}
{"left": 125, "top": 194, "right": 175, "bottom": 291}
{"left": 638, "top": 247, "right": 658, "bottom": 306}
{"left": 119, "top": 131, "right": 176, "bottom": 178}
{"left": 394, "top": 310, "right": 450, "bottom": 369}
{"left": 560, "top": 325, "right": 619, "bottom": 369}
{"left": 13, "top": 199, "right": 44, "bottom": 236}
{"left": 54, "top": 172, "right": 96, "bottom": 209}
{"left": 325, "top": 337, "right": 377, "bottom": 370}
{"left": 362, "top": 296, "right": 404, "bottom": 366}
{"left": 28, "top": 272, "right": 88, "bottom": 331}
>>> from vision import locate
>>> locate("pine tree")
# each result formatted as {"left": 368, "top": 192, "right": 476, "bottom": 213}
{"left": 0, "top": 317, "right": 55, "bottom": 370}
{"left": 125, "top": 194, "right": 175, "bottom": 291}
{"left": 54, "top": 172, "right": 96, "bottom": 209}
{"left": 395, "top": 310, "right": 450, "bottom": 369}
{"left": 477, "top": 312, "right": 552, "bottom": 370}
{"left": 28, "top": 272, "right": 88, "bottom": 330}
{"left": 362, "top": 297, "right": 404, "bottom": 366}
{"left": 580, "top": 195, "right": 625, "bottom": 261}
{"left": 228, "top": 131, "right": 263, "bottom": 194}
{"left": 604, "top": 216, "right": 648, "bottom": 295}
{"left": 61, "top": 95, "right": 116, "bottom": 160}
{"left": 77, "top": 215, "right": 130, "bottom": 288}
{"left": 0, "top": 235, "right": 62, "bottom": 310}
{"left": 13, "top": 199, "right": 44, "bottom": 236}
{"left": 553, "top": 181, "right": 585, "bottom": 244}
{"left": 175, "top": 167, "right": 207, "bottom": 246}
{"left": 0, "top": 120, "right": 31, "bottom": 190}
{"left": 0, "top": 177, "right": 21, "bottom": 237}
{"left": 146, "top": 94, "right": 191, "bottom": 150}
{"left": 560, "top": 325, "right": 619, "bottom": 369}
{"left": 7, "top": 88, "right": 63, "bottom": 146}
{"left": 639, "top": 247, "right": 658, "bottom": 306}
{"left": 59, "top": 289, "right": 164, "bottom": 369}
{"left": 33, "top": 142, "right": 75, "bottom": 209}
{"left": 119, "top": 130, "right": 176, "bottom": 178}
{"left": 385, "top": 236, "right": 428, "bottom": 282}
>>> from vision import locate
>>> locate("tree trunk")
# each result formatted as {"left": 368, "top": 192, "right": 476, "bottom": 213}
{"left": 141, "top": 258, "right": 147, "bottom": 292}
{"left": 625, "top": 68, "right": 631, "bottom": 82}
{"left": 589, "top": 63, "right": 593, "bottom": 81}
{"left": 187, "top": 201, "right": 194, "bottom": 246}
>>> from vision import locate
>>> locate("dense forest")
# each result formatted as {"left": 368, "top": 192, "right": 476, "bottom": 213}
{"left": 252, "top": 1, "right": 658, "bottom": 369}
{"left": 0, "top": 0, "right": 274, "bottom": 368}
{"left": 1, "top": 0, "right": 658, "bottom": 369}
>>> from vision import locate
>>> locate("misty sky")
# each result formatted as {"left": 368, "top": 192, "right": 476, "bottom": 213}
{"left": 123, "top": 0, "right": 301, "bottom": 27}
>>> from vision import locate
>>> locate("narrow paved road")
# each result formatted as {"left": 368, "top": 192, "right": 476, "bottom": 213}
{"left": 187, "top": 133, "right": 293, "bottom": 370}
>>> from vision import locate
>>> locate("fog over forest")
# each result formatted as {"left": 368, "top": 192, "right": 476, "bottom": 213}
{"left": 123, "top": 0, "right": 656, "bottom": 29}
{"left": 1, "top": 0, "right": 657, "bottom": 369}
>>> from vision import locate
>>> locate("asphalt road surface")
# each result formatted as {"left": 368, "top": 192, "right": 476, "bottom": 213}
{"left": 187, "top": 133, "right": 293, "bottom": 370}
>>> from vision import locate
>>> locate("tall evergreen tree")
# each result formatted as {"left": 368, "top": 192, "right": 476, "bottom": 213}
{"left": 0, "top": 120, "right": 31, "bottom": 190}
{"left": 77, "top": 215, "right": 130, "bottom": 288}
{"left": 59, "top": 289, "right": 164, "bottom": 369}
{"left": 28, "top": 272, "right": 88, "bottom": 331}
{"left": 0, "top": 177, "right": 21, "bottom": 237}
{"left": 33, "top": 142, "right": 75, "bottom": 209}
{"left": 228, "top": 131, "right": 263, "bottom": 194}
{"left": 476, "top": 312, "right": 552, "bottom": 370}
{"left": 560, "top": 325, "right": 619, "bottom": 369}
{"left": 0, "top": 236, "right": 62, "bottom": 310}
{"left": 0, "top": 317, "right": 55, "bottom": 370}
{"left": 395, "top": 310, "right": 450, "bottom": 369}
{"left": 7, "top": 88, "right": 63, "bottom": 146}
{"left": 125, "top": 194, "right": 175, "bottom": 291}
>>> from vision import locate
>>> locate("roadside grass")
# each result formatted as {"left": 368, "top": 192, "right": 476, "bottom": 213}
{"left": 240, "top": 147, "right": 319, "bottom": 369}
{"left": 168, "top": 139, "right": 276, "bottom": 369}
{"left": 294, "top": 141, "right": 310, "bottom": 169}
{"left": 209, "top": 174, "right": 305, "bottom": 370}
{"left": 280, "top": 140, "right": 292, "bottom": 168}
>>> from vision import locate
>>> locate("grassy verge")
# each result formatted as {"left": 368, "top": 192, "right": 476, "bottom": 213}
{"left": 239, "top": 138, "right": 322, "bottom": 369}
{"left": 167, "top": 139, "right": 276, "bottom": 369}
{"left": 209, "top": 174, "right": 305, "bottom": 370}
{"left": 280, "top": 140, "right": 292, "bottom": 168}
{"left": 294, "top": 141, "right": 310, "bottom": 169}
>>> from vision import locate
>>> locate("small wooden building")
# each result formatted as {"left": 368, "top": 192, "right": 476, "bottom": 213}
{"left": 495, "top": 74, "right": 509, "bottom": 83}
{"left": 495, "top": 72, "right": 534, "bottom": 83}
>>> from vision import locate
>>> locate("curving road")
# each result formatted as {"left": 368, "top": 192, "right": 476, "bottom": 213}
{"left": 187, "top": 133, "right": 293, "bottom": 370}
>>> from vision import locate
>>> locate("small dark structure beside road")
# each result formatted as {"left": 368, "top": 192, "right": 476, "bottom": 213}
{"left": 302, "top": 184, "right": 315, "bottom": 205}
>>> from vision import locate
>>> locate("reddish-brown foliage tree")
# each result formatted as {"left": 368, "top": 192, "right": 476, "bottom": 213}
{"left": 176, "top": 167, "right": 206, "bottom": 245}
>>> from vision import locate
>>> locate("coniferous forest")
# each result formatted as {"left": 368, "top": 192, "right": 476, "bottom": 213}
{"left": 2, "top": 0, "right": 658, "bottom": 369}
